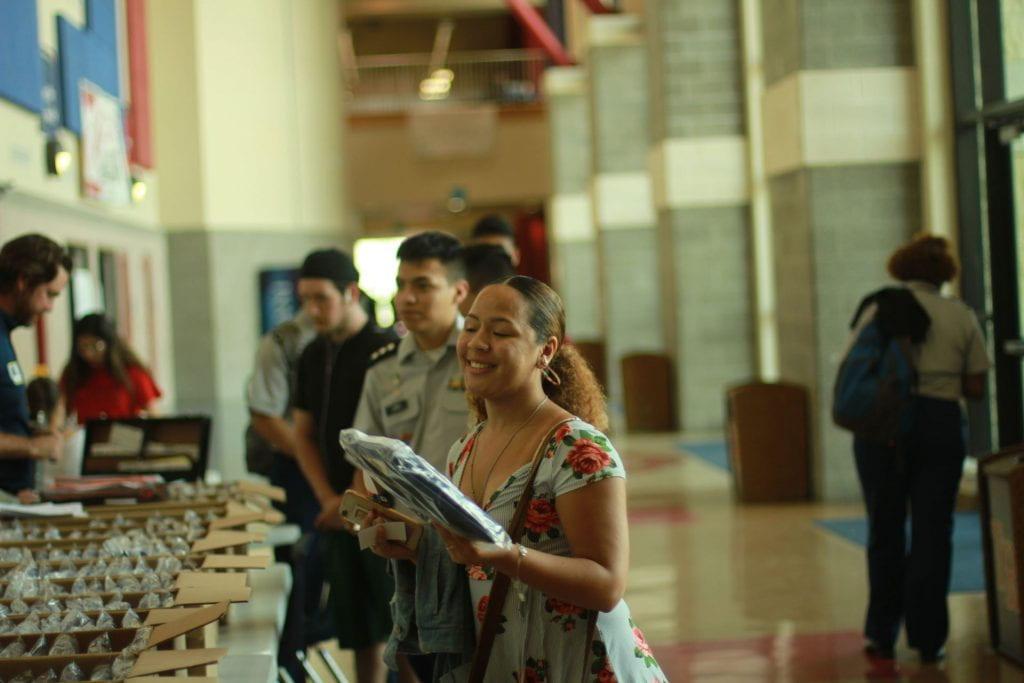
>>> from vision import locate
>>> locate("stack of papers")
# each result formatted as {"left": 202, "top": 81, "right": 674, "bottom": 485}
{"left": 0, "top": 501, "right": 87, "bottom": 518}
{"left": 340, "top": 429, "right": 511, "bottom": 547}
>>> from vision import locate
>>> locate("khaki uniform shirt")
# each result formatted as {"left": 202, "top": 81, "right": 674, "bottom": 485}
{"left": 353, "top": 321, "right": 469, "bottom": 472}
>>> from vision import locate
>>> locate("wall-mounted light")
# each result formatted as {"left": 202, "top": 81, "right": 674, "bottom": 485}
{"left": 419, "top": 68, "right": 455, "bottom": 101}
{"left": 130, "top": 176, "right": 147, "bottom": 203}
{"left": 45, "top": 138, "right": 71, "bottom": 176}
{"left": 446, "top": 186, "right": 467, "bottom": 213}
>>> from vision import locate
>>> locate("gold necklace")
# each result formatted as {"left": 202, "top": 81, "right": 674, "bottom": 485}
{"left": 470, "top": 396, "right": 549, "bottom": 505}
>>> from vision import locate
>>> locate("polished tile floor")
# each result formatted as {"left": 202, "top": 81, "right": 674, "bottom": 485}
{"left": 317, "top": 432, "right": 1024, "bottom": 682}
{"left": 620, "top": 432, "right": 1024, "bottom": 683}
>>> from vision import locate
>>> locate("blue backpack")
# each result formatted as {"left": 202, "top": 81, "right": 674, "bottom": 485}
{"left": 832, "top": 288, "right": 930, "bottom": 445}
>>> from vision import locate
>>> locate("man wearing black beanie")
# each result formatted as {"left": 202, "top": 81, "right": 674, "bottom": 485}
{"left": 291, "top": 248, "right": 400, "bottom": 682}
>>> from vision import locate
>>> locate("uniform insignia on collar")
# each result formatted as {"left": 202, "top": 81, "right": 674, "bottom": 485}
{"left": 369, "top": 341, "right": 398, "bottom": 367}
{"left": 447, "top": 375, "right": 465, "bottom": 391}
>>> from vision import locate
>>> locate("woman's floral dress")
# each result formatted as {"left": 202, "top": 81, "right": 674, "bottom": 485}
{"left": 447, "top": 418, "right": 668, "bottom": 682}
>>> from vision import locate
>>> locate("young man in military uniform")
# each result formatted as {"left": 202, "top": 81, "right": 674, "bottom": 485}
{"left": 353, "top": 231, "right": 470, "bottom": 475}
{"left": 351, "top": 231, "right": 469, "bottom": 683}
{"left": 0, "top": 234, "right": 70, "bottom": 498}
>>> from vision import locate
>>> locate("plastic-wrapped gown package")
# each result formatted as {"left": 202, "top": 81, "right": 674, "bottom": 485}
{"left": 58, "top": 662, "right": 84, "bottom": 682}
{"left": 120, "top": 609, "right": 142, "bottom": 629}
{"left": 339, "top": 429, "right": 511, "bottom": 547}
{"left": 47, "top": 634, "right": 77, "bottom": 656}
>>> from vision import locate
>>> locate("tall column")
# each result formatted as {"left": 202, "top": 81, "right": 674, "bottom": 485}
{"left": 544, "top": 67, "right": 601, "bottom": 343}
{"left": 149, "top": 0, "right": 347, "bottom": 480}
{"left": 760, "top": 0, "right": 921, "bottom": 500}
{"left": 646, "top": 0, "right": 755, "bottom": 431}
{"left": 587, "top": 15, "right": 663, "bottom": 417}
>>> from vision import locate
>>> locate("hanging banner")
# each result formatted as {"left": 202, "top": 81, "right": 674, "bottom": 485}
{"left": 80, "top": 80, "right": 131, "bottom": 205}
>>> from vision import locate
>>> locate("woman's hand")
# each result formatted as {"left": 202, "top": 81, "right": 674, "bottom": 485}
{"left": 366, "top": 512, "right": 417, "bottom": 563}
{"left": 433, "top": 524, "right": 515, "bottom": 568}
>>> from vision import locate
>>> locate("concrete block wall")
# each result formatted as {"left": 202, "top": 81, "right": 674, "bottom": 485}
{"left": 588, "top": 16, "right": 662, "bottom": 412}
{"left": 648, "top": 0, "right": 753, "bottom": 430}
{"left": 657, "top": 0, "right": 745, "bottom": 139}
{"left": 761, "top": 0, "right": 920, "bottom": 499}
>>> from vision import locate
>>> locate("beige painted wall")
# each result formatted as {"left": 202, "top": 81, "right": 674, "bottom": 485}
{"left": 150, "top": 0, "right": 347, "bottom": 234}
{"left": 193, "top": 0, "right": 346, "bottom": 233}
{"left": 347, "top": 108, "right": 551, "bottom": 216}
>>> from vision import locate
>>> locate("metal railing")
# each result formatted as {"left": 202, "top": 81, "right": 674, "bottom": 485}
{"left": 345, "top": 49, "right": 548, "bottom": 114}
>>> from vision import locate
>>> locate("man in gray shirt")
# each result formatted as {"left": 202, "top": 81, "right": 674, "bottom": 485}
{"left": 246, "top": 309, "right": 317, "bottom": 528}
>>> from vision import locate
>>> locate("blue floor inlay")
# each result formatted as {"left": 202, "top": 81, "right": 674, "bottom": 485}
{"left": 678, "top": 440, "right": 730, "bottom": 472}
{"left": 815, "top": 511, "right": 984, "bottom": 593}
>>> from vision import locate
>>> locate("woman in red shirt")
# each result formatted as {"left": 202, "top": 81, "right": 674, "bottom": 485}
{"left": 57, "top": 313, "right": 162, "bottom": 424}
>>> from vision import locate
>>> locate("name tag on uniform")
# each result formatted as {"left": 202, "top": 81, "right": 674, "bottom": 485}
{"left": 385, "top": 399, "right": 409, "bottom": 416}
{"left": 447, "top": 375, "right": 465, "bottom": 391}
{"left": 6, "top": 361, "right": 24, "bottom": 386}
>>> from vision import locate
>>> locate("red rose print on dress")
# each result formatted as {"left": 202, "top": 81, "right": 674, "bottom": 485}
{"left": 524, "top": 498, "right": 560, "bottom": 540}
{"left": 565, "top": 439, "right": 611, "bottom": 476}
{"left": 516, "top": 658, "right": 548, "bottom": 682}
{"left": 633, "top": 627, "right": 653, "bottom": 658}
{"left": 466, "top": 563, "right": 491, "bottom": 581}
{"left": 545, "top": 597, "right": 585, "bottom": 616}
{"left": 554, "top": 423, "right": 573, "bottom": 444}
{"left": 630, "top": 619, "right": 658, "bottom": 668}
{"left": 544, "top": 596, "right": 585, "bottom": 631}
{"left": 595, "top": 659, "right": 618, "bottom": 683}
{"left": 476, "top": 595, "right": 489, "bottom": 623}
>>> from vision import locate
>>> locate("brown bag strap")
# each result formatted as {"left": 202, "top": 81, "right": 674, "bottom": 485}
{"left": 468, "top": 418, "right": 573, "bottom": 683}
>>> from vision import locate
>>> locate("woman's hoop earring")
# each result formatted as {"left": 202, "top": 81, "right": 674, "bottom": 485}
{"left": 541, "top": 365, "right": 562, "bottom": 386}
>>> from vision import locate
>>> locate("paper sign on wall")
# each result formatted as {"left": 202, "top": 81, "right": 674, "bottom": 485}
{"left": 80, "top": 80, "right": 130, "bottom": 205}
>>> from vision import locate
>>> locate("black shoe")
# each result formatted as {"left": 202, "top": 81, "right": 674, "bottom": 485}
{"left": 864, "top": 641, "right": 895, "bottom": 660}
{"left": 919, "top": 648, "right": 945, "bottom": 664}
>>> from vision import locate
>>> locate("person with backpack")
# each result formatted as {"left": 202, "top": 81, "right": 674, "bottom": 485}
{"left": 837, "top": 234, "right": 989, "bottom": 664}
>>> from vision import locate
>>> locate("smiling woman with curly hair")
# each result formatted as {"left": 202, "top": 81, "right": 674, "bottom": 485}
{"left": 369, "top": 276, "right": 667, "bottom": 682}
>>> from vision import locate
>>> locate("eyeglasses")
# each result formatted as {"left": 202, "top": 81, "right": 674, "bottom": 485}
{"left": 77, "top": 340, "right": 107, "bottom": 353}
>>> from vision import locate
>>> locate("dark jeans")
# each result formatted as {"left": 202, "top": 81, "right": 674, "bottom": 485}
{"left": 270, "top": 455, "right": 333, "bottom": 681}
{"left": 853, "top": 396, "right": 966, "bottom": 654}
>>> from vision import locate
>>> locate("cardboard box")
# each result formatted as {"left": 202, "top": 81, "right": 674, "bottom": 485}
{"left": 0, "top": 602, "right": 228, "bottom": 679}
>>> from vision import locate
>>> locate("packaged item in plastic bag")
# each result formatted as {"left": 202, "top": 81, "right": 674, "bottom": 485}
{"left": 117, "top": 576, "right": 140, "bottom": 592}
{"left": 58, "top": 662, "right": 84, "bottom": 682}
{"left": 123, "top": 626, "right": 151, "bottom": 656}
{"left": 26, "top": 634, "right": 47, "bottom": 656}
{"left": 137, "top": 593, "right": 161, "bottom": 609}
{"left": 58, "top": 611, "right": 91, "bottom": 632}
{"left": 111, "top": 653, "right": 136, "bottom": 680}
{"left": 10, "top": 668, "right": 35, "bottom": 683}
{"left": 120, "top": 609, "right": 142, "bottom": 629}
{"left": 340, "top": 429, "right": 512, "bottom": 547}
{"left": 15, "top": 613, "right": 39, "bottom": 634}
{"left": 139, "top": 573, "right": 161, "bottom": 591}
{"left": 8, "top": 599, "right": 27, "bottom": 615}
{"left": 86, "top": 632, "right": 111, "bottom": 654}
{"left": 47, "top": 633, "right": 77, "bottom": 656}
{"left": 32, "top": 668, "right": 57, "bottom": 683}
{"left": 1, "top": 637, "right": 26, "bottom": 657}
{"left": 89, "top": 663, "right": 113, "bottom": 681}
{"left": 94, "top": 611, "right": 114, "bottom": 630}
{"left": 79, "top": 596, "right": 103, "bottom": 612}
{"left": 40, "top": 614, "right": 61, "bottom": 632}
